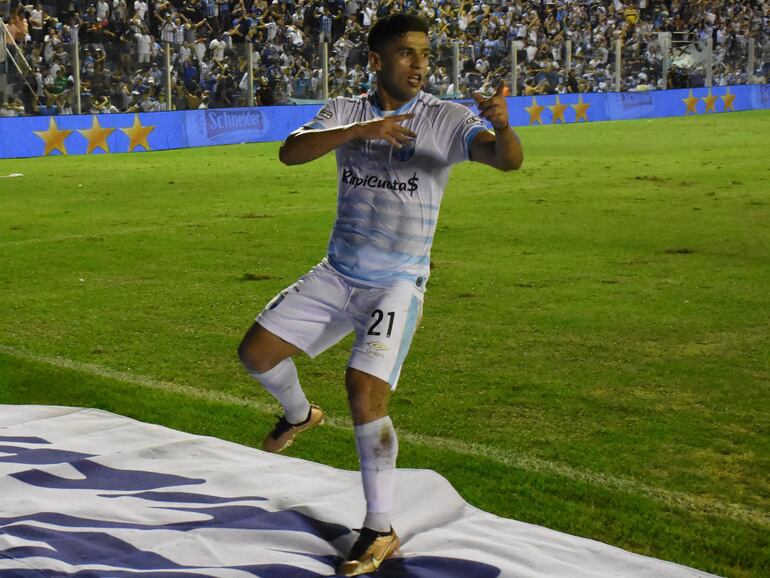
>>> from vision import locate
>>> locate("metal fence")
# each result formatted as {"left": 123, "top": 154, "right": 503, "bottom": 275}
{"left": 1, "top": 18, "right": 767, "bottom": 116}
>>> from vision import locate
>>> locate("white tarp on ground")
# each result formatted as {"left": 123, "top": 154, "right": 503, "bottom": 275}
{"left": 0, "top": 405, "right": 719, "bottom": 578}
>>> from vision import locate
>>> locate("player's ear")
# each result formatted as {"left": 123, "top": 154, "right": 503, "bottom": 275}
{"left": 369, "top": 50, "right": 381, "bottom": 72}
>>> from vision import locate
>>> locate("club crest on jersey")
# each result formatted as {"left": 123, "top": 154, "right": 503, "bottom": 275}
{"left": 393, "top": 140, "right": 416, "bottom": 162}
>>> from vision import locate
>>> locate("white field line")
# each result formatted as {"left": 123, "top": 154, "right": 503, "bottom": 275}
{"left": 1, "top": 343, "right": 766, "bottom": 529}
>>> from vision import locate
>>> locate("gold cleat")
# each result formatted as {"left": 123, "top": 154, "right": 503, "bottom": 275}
{"left": 262, "top": 404, "right": 324, "bottom": 453}
{"left": 338, "top": 527, "right": 400, "bottom": 576}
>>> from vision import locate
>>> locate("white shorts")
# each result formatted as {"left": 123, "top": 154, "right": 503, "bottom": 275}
{"left": 256, "top": 260, "right": 424, "bottom": 389}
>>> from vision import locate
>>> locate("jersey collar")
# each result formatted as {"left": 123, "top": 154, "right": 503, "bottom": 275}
{"left": 368, "top": 90, "right": 421, "bottom": 116}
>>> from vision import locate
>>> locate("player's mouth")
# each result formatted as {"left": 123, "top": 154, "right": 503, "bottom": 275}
{"left": 407, "top": 74, "right": 422, "bottom": 88}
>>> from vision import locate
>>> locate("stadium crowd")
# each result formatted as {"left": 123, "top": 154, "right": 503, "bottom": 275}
{"left": 1, "top": 0, "right": 768, "bottom": 115}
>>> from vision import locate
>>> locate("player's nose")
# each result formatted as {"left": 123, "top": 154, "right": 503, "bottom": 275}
{"left": 411, "top": 58, "right": 427, "bottom": 71}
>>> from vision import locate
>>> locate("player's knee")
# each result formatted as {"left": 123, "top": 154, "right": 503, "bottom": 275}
{"left": 346, "top": 370, "right": 391, "bottom": 424}
{"left": 238, "top": 335, "right": 272, "bottom": 374}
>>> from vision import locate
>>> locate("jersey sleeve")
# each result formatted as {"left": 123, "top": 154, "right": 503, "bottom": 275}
{"left": 442, "top": 103, "right": 490, "bottom": 165}
{"left": 301, "top": 97, "right": 343, "bottom": 131}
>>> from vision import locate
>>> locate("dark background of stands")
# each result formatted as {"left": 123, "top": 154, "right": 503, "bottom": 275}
{"left": 1, "top": 0, "right": 768, "bottom": 116}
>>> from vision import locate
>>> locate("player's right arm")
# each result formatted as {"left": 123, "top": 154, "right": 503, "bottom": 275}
{"left": 278, "top": 113, "right": 416, "bottom": 166}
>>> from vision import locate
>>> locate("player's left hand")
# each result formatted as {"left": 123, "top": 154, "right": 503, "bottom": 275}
{"left": 472, "top": 81, "right": 510, "bottom": 131}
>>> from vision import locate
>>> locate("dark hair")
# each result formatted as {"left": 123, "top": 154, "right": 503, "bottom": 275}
{"left": 367, "top": 13, "right": 429, "bottom": 53}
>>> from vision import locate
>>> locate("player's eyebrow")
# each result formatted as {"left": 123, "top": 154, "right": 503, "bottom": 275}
{"left": 397, "top": 46, "right": 431, "bottom": 55}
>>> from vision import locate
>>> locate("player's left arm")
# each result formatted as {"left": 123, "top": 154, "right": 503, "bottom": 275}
{"left": 469, "top": 82, "right": 523, "bottom": 172}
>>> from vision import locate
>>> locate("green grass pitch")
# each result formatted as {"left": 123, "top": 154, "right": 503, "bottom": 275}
{"left": 1, "top": 110, "right": 768, "bottom": 577}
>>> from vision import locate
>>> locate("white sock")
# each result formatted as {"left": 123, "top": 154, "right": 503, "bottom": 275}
{"left": 246, "top": 358, "right": 310, "bottom": 424}
{"left": 355, "top": 416, "right": 398, "bottom": 533}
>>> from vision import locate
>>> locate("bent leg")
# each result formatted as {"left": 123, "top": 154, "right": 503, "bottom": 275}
{"left": 238, "top": 322, "right": 300, "bottom": 374}
{"left": 240, "top": 262, "right": 355, "bottom": 426}
{"left": 347, "top": 368, "right": 398, "bottom": 533}
{"left": 239, "top": 322, "right": 310, "bottom": 424}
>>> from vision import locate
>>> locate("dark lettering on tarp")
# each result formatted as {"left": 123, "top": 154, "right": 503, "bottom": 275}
{"left": 1, "top": 439, "right": 502, "bottom": 578}
{"left": 11, "top": 459, "right": 205, "bottom": 491}
{"left": 0, "top": 445, "right": 95, "bottom": 465}
{"left": 100, "top": 490, "right": 268, "bottom": 504}
{"left": 0, "top": 436, "right": 49, "bottom": 444}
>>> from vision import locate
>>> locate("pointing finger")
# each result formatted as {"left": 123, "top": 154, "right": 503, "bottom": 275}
{"left": 391, "top": 113, "right": 415, "bottom": 121}
{"left": 476, "top": 99, "right": 496, "bottom": 115}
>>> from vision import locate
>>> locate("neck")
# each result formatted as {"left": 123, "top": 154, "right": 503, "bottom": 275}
{"left": 374, "top": 87, "right": 414, "bottom": 111}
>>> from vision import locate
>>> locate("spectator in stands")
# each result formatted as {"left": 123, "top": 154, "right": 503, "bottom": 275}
{"left": 135, "top": 26, "right": 152, "bottom": 66}
{"left": 218, "top": 0, "right": 232, "bottom": 31}
{"left": 113, "top": 0, "right": 129, "bottom": 24}
{"left": 138, "top": 87, "right": 162, "bottom": 111}
{"left": 28, "top": 2, "right": 46, "bottom": 45}
{"left": 0, "top": 95, "right": 22, "bottom": 116}
{"left": 133, "top": 0, "right": 148, "bottom": 22}
{"left": 44, "top": 67, "right": 70, "bottom": 110}
{"left": 317, "top": 5, "right": 332, "bottom": 44}
{"left": 209, "top": 34, "right": 226, "bottom": 62}
{"left": 361, "top": 0, "right": 376, "bottom": 28}
{"left": 427, "top": 65, "right": 449, "bottom": 96}
{"left": 7, "top": 5, "right": 28, "bottom": 44}
{"left": 3, "top": 0, "right": 769, "bottom": 113}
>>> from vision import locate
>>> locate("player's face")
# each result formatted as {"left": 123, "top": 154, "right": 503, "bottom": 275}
{"left": 370, "top": 31, "right": 430, "bottom": 108}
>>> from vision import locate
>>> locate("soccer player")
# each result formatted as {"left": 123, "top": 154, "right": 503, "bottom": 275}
{"left": 238, "top": 13, "right": 522, "bottom": 576}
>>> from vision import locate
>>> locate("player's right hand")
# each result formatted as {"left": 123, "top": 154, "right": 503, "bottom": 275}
{"left": 354, "top": 114, "right": 416, "bottom": 148}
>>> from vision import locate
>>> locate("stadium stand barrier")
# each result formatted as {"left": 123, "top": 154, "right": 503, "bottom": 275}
{"left": 1, "top": 6, "right": 768, "bottom": 115}
{"left": 2, "top": 83, "right": 770, "bottom": 159}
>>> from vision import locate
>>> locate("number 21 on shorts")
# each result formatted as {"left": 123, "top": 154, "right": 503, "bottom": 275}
{"left": 368, "top": 309, "right": 395, "bottom": 338}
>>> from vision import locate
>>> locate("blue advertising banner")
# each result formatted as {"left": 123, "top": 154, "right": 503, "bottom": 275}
{"left": 1, "top": 85, "right": 768, "bottom": 159}
{"left": 504, "top": 84, "right": 768, "bottom": 125}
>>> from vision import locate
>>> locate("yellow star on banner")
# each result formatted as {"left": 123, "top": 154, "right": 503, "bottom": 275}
{"left": 701, "top": 87, "right": 718, "bottom": 113}
{"left": 120, "top": 113, "right": 156, "bottom": 152}
{"left": 721, "top": 87, "right": 736, "bottom": 112}
{"left": 682, "top": 89, "right": 699, "bottom": 115}
{"left": 78, "top": 116, "right": 115, "bottom": 154}
{"left": 525, "top": 97, "right": 545, "bottom": 125}
{"left": 571, "top": 95, "right": 591, "bottom": 122}
{"left": 549, "top": 95, "right": 568, "bottom": 124}
{"left": 33, "top": 117, "right": 73, "bottom": 156}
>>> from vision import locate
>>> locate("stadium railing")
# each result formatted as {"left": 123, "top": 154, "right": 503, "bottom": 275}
{"left": 0, "top": 25, "right": 766, "bottom": 116}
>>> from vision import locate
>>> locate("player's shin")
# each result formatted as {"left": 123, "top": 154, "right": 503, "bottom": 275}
{"left": 354, "top": 416, "right": 399, "bottom": 532}
{"left": 246, "top": 358, "right": 311, "bottom": 425}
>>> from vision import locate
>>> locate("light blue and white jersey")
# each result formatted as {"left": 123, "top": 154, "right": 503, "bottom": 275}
{"left": 303, "top": 91, "right": 489, "bottom": 287}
